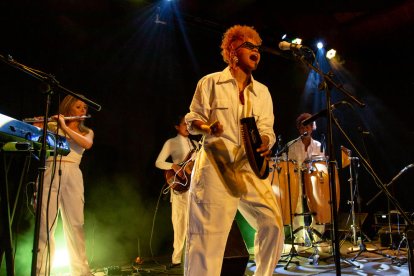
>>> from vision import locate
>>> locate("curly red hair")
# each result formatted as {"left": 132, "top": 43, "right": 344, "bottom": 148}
{"left": 220, "top": 25, "right": 262, "bottom": 64}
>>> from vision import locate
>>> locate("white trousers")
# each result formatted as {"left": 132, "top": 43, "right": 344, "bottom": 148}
{"left": 184, "top": 145, "right": 284, "bottom": 276}
{"left": 171, "top": 191, "right": 189, "bottom": 264}
{"left": 36, "top": 162, "right": 90, "bottom": 275}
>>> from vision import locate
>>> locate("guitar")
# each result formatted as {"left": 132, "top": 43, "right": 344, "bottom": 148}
{"left": 164, "top": 149, "right": 196, "bottom": 193}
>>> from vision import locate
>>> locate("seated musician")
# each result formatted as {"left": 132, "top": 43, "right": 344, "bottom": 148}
{"left": 287, "top": 113, "right": 326, "bottom": 245}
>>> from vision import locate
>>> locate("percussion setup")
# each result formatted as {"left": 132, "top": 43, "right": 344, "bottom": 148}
{"left": 269, "top": 136, "right": 343, "bottom": 268}
{"left": 270, "top": 155, "right": 339, "bottom": 232}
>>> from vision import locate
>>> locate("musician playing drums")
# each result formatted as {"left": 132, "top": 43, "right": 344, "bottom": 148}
{"left": 155, "top": 115, "right": 198, "bottom": 269}
{"left": 286, "top": 113, "right": 326, "bottom": 240}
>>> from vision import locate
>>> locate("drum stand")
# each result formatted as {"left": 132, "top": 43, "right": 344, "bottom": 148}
{"left": 341, "top": 155, "right": 371, "bottom": 247}
{"left": 292, "top": 171, "right": 324, "bottom": 265}
{"left": 348, "top": 157, "right": 398, "bottom": 262}
{"left": 274, "top": 141, "right": 306, "bottom": 269}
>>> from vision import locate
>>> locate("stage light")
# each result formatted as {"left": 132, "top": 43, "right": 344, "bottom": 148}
{"left": 317, "top": 42, "right": 324, "bottom": 49}
{"left": 53, "top": 248, "right": 70, "bottom": 269}
{"left": 326, "top": 49, "right": 336, "bottom": 59}
{"left": 291, "top": 38, "right": 302, "bottom": 45}
{"left": 281, "top": 34, "right": 287, "bottom": 40}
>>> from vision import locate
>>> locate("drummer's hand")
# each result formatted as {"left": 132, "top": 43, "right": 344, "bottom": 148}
{"left": 257, "top": 135, "right": 272, "bottom": 159}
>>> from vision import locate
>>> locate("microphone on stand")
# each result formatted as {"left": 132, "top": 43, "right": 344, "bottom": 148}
{"left": 278, "top": 41, "right": 305, "bottom": 51}
{"left": 278, "top": 41, "right": 313, "bottom": 57}
{"left": 277, "top": 134, "right": 283, "bottom": 152}
{"left": 357, "top": 126, "right": 370, "bottom": 135}
{"left": 301, "top": 101, "right": 349, "bottom": 126}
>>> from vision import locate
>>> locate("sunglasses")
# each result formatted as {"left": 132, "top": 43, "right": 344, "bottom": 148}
{"left": 235, "top": 41, "right": 262, "bottom": 52}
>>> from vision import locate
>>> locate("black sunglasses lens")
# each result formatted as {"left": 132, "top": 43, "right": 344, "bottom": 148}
{"left": 245, "top": 42, "right": 261, "bottom": 51}
{"left": 236, "top": 42, "right": 262, "bottom": 52}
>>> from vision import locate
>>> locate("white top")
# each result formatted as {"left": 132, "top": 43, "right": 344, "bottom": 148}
{"left": 46, "top": 122, "right": 85, "bottom": 164}
{"left": 185, "top": 67, "right": 276, "bottom": 151}
{"left": 155, "top": 134, "right": 196, "bottom": 170}
{"left": 287, "top": 137, "right": 324, "bottom": 167}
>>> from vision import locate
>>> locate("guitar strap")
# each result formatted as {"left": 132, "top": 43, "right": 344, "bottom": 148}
{"left": 190, "top": 138, "right": 203, "bottom": 151}
{"left": 189, "top": 137, "right": 200, "bottom": 151}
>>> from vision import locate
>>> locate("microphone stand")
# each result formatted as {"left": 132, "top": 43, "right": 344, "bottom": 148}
{"left": 292, "top": 49, "right": 365, "bottom": 275}
{"left": 324, "top": 88, "right": 414, "bottom": 274}
{"left": 0, "top": 53, "right": 101, "bottom": 276}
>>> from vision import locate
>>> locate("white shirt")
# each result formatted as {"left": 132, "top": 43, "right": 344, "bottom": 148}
{"left": 287, "top": 137, "right": 324, "bottom": 167}
{"left": 155, "top": 134, "right": 196, "bottom": 170}
{"left": 185, "top": 67, "right": 276, "bottom": 150}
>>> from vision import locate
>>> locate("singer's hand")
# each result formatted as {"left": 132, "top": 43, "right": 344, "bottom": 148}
{"left": 209, "top": 120, "right": 223, "bottom": 137}
{"left": 257, "top": 135, "right": 272, "bottom": 159}
{"left": 192, "top": 120, "right": 223, "bottom": 137}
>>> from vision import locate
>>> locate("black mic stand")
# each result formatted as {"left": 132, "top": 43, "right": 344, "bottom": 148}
{"left": 0, "top": 53, "right": 101, "bottom": 276}
{"left": 328, "top": 105, "right": 414, "bottom": 274}
{"left": 293, "top": 49, "right": 366, "bottom": 275}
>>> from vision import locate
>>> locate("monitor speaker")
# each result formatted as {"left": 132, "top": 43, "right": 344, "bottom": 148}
{"left": 221, "top": 220, "right": 250, "bottom": 276}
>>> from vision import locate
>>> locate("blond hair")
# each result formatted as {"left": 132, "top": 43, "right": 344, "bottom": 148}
{"left": 58, "top": 95, "right": 90, "bottom": 134}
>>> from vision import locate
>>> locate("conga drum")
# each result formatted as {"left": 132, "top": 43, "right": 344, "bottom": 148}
{"left": 303, "top": 157, "right": 340, "bottom": 224}
{"left": 269, "top": 157, "right": 300, "bottom": 225}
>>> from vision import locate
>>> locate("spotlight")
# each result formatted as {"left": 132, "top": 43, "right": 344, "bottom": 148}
{"left": 317, "top": 42, "right": 324, "bottom": 49}
{"left": 53, "top": 248, "right": 70, "bottom": 268}
{"left": 155, "top": 6, "right": 167, "bottom": 25}
{"left": 326, "top": 49, "right": 336, "bottom": 59}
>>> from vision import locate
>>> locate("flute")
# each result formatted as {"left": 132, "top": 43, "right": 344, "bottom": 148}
{"left": 23, "top": 115, "right": 91, "bottom": 123}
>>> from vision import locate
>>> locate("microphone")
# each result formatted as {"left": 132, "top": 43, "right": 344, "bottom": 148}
{"left": 357, "top": 126, "right": 370, "bottom": 135}
{"left": 277, "top": 134, "right": 283, "bottom": 151}
{"left": 301, "top": 101, "right": 349, "bottom": 126}
{"left": 278, "top": 41, "right": 304, "bottom": 51}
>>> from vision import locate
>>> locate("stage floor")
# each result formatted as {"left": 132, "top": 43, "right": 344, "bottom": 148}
{"left": 86, "top": 238, "right": 409, "bottom": 276}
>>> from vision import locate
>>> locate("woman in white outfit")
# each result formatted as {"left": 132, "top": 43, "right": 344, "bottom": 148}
{"left": 34, "top": 95, "right": 93, "bottom": 275}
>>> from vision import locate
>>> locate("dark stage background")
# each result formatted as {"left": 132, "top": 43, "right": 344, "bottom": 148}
{"left": 1, "top": 1, "right": 414, "bottom": 274}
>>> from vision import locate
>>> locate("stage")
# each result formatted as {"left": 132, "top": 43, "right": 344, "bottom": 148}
{"left": 82, "top": 238, "right": 409, "bottom": 276}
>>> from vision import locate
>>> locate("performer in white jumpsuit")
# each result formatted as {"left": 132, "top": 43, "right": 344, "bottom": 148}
{"left": 34, "top": 95, "right": 93, "bottom": 275}
{"left": 184, "top": 25, "right": 284, "bottom": 276}
{"left": 155, "top": 116, "right": 198, "bottom": 268}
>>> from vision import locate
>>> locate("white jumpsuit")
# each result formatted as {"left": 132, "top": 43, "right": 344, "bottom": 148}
{"left": 36, "top": 134, "right": 90, "bottom": 275}
{"left": 184, "top": 67, "right": 284, "bottom": 276}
